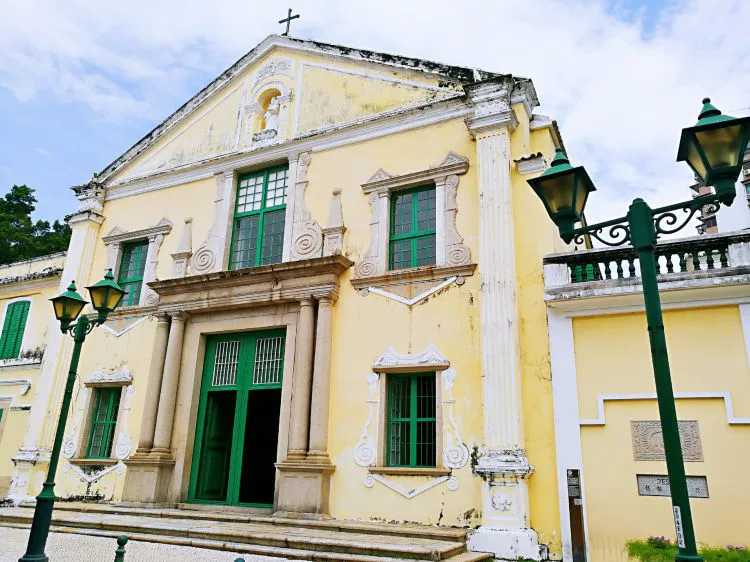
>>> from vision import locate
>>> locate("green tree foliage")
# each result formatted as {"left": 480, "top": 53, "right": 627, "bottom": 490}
{"left": 0, "top": 185, "right": 71, "bottom": 265}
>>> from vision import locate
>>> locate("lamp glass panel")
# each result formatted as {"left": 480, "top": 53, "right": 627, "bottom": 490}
{"left": 538, "top": 174, "right": 576, "bottom": 216}
{"left": 573, "top": 179, "right": 590, "bottom": 217}
{"left": 106, "top": 288, "right": 124, "bottom": 310}
{"left": 694, "top": 124, "right": 743, "bottom": 170}
{"left": 684, "top": 136, "right": 709, "bottom": 181}
{"left": 89, "top": 287, "right": 107, "bottom": 310}
{"left": 54, "top": 298, "right": 84, "bottom": 322}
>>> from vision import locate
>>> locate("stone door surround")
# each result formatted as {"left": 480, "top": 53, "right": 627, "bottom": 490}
{"left": 121, "top": 255, "right": 352, "bottom": 514}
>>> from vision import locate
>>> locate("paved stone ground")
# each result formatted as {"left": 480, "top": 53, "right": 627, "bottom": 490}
{"left": 0, "top": 527, "right": 299, "bottom": 562}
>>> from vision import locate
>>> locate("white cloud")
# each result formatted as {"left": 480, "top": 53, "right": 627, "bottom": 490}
{"left": 0, "top": 0, "right": 748, "bottom": 223}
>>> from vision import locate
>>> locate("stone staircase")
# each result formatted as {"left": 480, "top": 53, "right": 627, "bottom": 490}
{"left": 0, "top": 503, "right": 493, "bottom": 561}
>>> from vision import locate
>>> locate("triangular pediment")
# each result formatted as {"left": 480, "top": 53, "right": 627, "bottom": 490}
{"left": 104, "top": 35, "right": 487, "bottom": 184}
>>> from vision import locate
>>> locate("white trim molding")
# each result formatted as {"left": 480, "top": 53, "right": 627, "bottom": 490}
{"left": 355, "top": 152, "right": 472, "bottom": 278}
{"left": 580, "top": 391, "right": 750, "bottom": 426}
{"left": 103, "top": 218, "right": 173, "bottom": 306}
{"left": 354, "top": 345, "right": 469, "bottom": 499}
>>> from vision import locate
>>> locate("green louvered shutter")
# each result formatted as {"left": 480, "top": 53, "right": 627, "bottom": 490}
{"left": 0, "top": 301, "right": 30, "bottom": 360}
{"left": 86, "top": 387, "right": 121, "bottom": 458}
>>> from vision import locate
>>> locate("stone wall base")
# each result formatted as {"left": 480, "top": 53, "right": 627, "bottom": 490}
{"left": 121, "top": 452, "right": 175, "bottom": 505}
{"left": 274, "top": 458, "right": 334, "bottom": 518}
{"left": 468, "top": 527, "right": 545, "bottom": 561}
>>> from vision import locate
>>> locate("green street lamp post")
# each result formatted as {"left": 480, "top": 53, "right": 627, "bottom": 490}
{"left": 19, "top": 270, "right": 125, "bottom": 562}
{"left": 528, "top": 99, "right": 750, "bottom": 562}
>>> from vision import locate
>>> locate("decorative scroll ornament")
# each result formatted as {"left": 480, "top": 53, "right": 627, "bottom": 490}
{"left": 62, "top": 431, "right": 78, "bottom": 459}
{"left": 293, "top": 222, "right": 324, "bottom": 257}
{"left": 192, "top": 244, "right": 216, "bottom": 273}
{"left": 353, "top": 373, "right": 379, "bottom": 467}
{"left": 442, "top": 368, "right": 470, "bottom": 469}
{"left": 441, "top": 174, "right": 471, "bottom": 266}
{"left": 354, "top": 194, "right": 382, "bottom": 277}
{"left": 114, "top": 432, "right": 132, "bottom": 461}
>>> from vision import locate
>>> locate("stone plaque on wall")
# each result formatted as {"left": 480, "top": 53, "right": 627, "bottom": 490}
{"left": 636, "top": 474, "right": 709, "bottom": 498}
{"left": 631, "top": 420, "right": 703, "bottom": 462}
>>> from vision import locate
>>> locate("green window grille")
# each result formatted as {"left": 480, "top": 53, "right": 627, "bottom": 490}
{"left": 0, "top": 300, "right": 30, "bottom": 360}
{"left": 389, "top": 186, "right": 436, "bottom": 270}
{"left": 117, "top": 240, "right": 149, "bottom": 306}
{"left": 86, "top": 387, "right": 121, "bottom": 459}
{"left": 386, "top": 373, "right": 436, "bottom": 467}
{"left": 230, "top": 166, "right": 288, "bottom": 270}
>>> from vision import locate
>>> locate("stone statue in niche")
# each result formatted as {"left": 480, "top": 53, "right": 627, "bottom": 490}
{"left": 263, "top": 96, "right": 281, "bottom": 132}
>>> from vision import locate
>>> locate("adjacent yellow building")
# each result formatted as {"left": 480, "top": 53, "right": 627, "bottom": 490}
{"left": 545, "top": 231, "right": 750, "bottom": 560}
{"left": 0, "top": 33, "right": 747, "bottom": 562}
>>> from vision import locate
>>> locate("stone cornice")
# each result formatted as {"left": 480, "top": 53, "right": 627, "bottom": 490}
{"left": 350, "top": 263, "right": 476, "bottom": 290}
{"left": 361, "top": 152, "right": 469, "bottom": 195}
{"left": 149, "top": 255, "right": 353, "bottom": 313}
{"left": 102, "top": 218, "right": 173, "bottom": 245}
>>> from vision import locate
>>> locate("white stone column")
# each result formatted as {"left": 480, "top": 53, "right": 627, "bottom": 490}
{"left": 465, "top": 80, "right": 541, "bottom": 560}
{"left": 135, "top": 314, "right": 170, "bottom": 453}
{"left": 287, "top": 298, "right": 315, "bottom": 458}
{"left": 151, "top": 311, "right": 186, "bottom": 454}
{"left": 307, "top": 296, "right": 333, "bottom": 457}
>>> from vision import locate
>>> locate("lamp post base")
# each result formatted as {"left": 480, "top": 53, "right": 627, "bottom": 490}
{"left": 18, "top": 484, "right": 55, "bottom": 562}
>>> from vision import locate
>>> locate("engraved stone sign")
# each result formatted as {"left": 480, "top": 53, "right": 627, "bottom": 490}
{"left": 631, "top": 420, "right": 703, "bottom": 462}
{"left": 636, "top": 474, "right": 709, "bottom": 498}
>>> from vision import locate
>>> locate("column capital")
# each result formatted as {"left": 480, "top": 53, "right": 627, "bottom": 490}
{"left": 168, "top": 310, "right": 188, "bottom": 322}
{"left": 464, "top": 80, "right": 518, "bottom": 137}
{"left": 151, "top": 312, "right": 171, "bottom": 323}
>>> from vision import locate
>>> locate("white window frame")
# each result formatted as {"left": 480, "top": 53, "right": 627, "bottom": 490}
{"left": 102, "top": 218, "right": 172, "bottom": 307}
{"left": 356, "top": 152, "right": 472, "bottom": 278}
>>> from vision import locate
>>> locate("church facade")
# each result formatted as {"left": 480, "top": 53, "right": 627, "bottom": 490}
{"left": 3, "top": 35, "right": 566, "bottom": 560}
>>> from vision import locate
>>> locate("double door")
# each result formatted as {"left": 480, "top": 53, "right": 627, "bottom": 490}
{"left": 188, "top": 330, "right": 285, "bottom": 507}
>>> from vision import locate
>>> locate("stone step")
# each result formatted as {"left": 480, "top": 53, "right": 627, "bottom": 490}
{"left": 0, "top": 507, "right": 491, "bottom": 561}
{"left": 47, "top": 502, "right": 469, "bottom": 543}
{"left": 1, "top": 523, "right": 493, "bottom": 562}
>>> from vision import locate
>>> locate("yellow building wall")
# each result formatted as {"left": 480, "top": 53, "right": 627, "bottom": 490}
{"left": 573, "top": 306, "right": 750, "bottom": 557}
{"left": 0, "top": 278, "right": 62, "bottom": 497}
{"left": 309, "top": 117, "right": 484, "bottom": 525}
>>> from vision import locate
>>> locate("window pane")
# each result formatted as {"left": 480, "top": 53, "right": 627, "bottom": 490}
{"left": 391, "top": 192, "right": 413, "bottom": 236}
{"left": 260, "top": 209, "right": 285, "bottom": 265}
{"left": 230, "top": 216, "right": 260, "bottom": 269}
{"left": 416, "top": 188, "right": 436, "bottom": 232}
{"left": 415, "top": 235, "right": 436, "bottom": 267}
{"left": 390, "top": 239, "right": 412, "bottom": 270}
{"left": 416, "top": 375, "right": 436, "bottom": 419}
{"left": 237, "top": 174, "right": 264, "bottom": 213}
{"left": 265, "top": 168, "right": 288, "bottom": 208}
{"left": 416, "top": 420, "right": 436, "bottom": 466}
{"left": 389, "top": 420, "right": 410, "bottom": 467}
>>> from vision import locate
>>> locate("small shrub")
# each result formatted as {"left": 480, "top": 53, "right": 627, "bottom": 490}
{"left": 627, "top": 540, "right": 750, "bottom": 562}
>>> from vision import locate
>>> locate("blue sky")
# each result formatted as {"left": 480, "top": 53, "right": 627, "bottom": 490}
{"left": 1, "top": 0, "right": 748, "bottom": 224}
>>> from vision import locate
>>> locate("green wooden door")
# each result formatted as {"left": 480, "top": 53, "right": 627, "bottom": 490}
{"left": 189, "top": 330, "right": 285, "bottom": 507}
